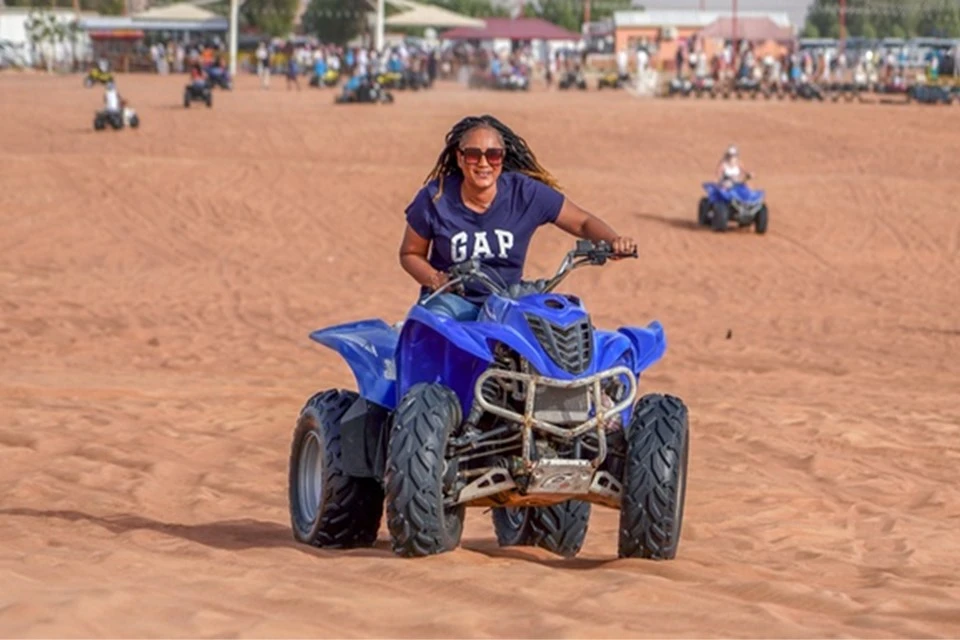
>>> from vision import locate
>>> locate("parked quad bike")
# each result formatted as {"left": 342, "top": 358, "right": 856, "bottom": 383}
{"left": 309, "top": 69, "right": 341, "bottom": 88}
{"left": 667, "top": 77, "right": 713, "bottom": 97}
{"left": 597, "top": 71, "right": 630, "bottom": 90}
{"left": 334, "top": 79, "right": 394, "bottom": 104}
{"left": 558, "top": 70, "right": 587, "bottom": 90}
{"left": 906, "top": 83, "right": 955, "bottom": 105}
{"left": 698, "top": 176, "right": 768, "bottom": 233}
{"left": 376, "top": 70, "right": 404, "bottom": 89}
{"left": 468, "top": 71, "right": 529, "bottom": 91}
{"left": 289, "top": 240, "right": 690, "bottom": 559}
{"left": 376, "top": 69, "right": 429, "bottom": 91}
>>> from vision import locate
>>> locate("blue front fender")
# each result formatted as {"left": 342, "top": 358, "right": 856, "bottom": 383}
{"left": 595, "top": 330, "right": 635, "bottom": 371}
{"left": 617, "top": 321, "right": 667, "bottom": 374}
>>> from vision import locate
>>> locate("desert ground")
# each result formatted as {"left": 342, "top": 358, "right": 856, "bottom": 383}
{"left": 1, "top": 72, "right": 959, "bottom": 638}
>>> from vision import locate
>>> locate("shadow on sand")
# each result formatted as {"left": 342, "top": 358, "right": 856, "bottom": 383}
{"left": 1, "top": 507, "right": 623, "bottom": 567}
{"left": 634, "top": 211, "right": 703, "bottom": 231}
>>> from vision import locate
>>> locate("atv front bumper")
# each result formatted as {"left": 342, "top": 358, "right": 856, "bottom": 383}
{"left": 473, "top": 364, "right": 637, "bottom": 453}
{"left": 455, "top": 365, "right": 637, "bottom": 508}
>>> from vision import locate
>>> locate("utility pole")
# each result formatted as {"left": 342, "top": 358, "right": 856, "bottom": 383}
{"left": 584, "top": 0, "right": 591, "bottom": 29}
{"left": 375, "top": 0, "right": 384, "bottom": 52}
{"left": 732, "top": 0, "right": 737, "bottom": 45}
{"left": 839, "top": 0, "right": 846, "bottom": 53}
{"left": 228, "top": 0, "right": 238, "bottom": 77}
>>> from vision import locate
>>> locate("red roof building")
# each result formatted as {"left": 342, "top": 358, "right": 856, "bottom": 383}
{"left": 699, "top": 17, "right": 794, "bottom": 43}
{"left": 441, "top": 17, "right": 581, "bottom": 41}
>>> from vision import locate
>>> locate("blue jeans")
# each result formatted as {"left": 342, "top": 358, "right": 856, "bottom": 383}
{"left": 420, "top": 293, "right": 480, "bottom": 321}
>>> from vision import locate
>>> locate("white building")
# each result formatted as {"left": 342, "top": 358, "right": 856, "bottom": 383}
{"left": 0, "top": 6, "right": 95, "bottom": 69}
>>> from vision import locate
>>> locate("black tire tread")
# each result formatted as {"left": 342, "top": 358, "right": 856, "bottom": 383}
{"left": 289, "top": 389, "right": 383, "bottom": 548}
{"left": 698, "top": 197, "right": 711, "bottom": 226}
{"left": 618, "top": 393, "right": 689, "bottom": 559}
{"left": 385, "top": 383, "right": 464, "bottom": 557}
{"left": 755, "top": 204, "right": 769, "bottom": 234}
{"left": 527, "top": 500, "right": 591, "bottom": 558}
{"left": 492, "top": 500, "right": 590, "bottom": 557}
{"left": 712, "top": 202, "right": 729, "bottom": 231}
{"left": 492, "top": 507, "right": 531, "bottom": 547}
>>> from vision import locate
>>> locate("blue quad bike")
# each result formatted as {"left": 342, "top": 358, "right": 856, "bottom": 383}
{"left": 183, "top": 79, "right": 213, "bottom": 108}
{"left": 698, "top": 177, "right": 769, "bottom": 233}
{"left": 288, "top": 240, "right": 690, "bottom": 559}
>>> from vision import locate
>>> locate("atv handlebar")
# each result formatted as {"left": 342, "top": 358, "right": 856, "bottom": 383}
{"left": 544, "top": 240, "right": 636, "bottom": 293}
{"left": 571, "top": 239, "right": 637, "bottom": 264}
{"left": 421, "top": 240, "right": 636, "bottom": 305}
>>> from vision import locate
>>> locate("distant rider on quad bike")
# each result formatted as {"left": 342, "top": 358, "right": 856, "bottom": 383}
{"left": 189, "top": 62, "right": 207, "bottom": 86}
{"left": 716, "top": 144, "right": 754, "bottom": 188}
{"left": 399, "top": 114, "right": 637, "bottom": 321}
{"left": 104, "top": 81, "right": 122, "bottom": 117}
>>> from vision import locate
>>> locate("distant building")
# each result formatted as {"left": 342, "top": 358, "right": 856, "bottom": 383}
{"left": 613, "top": 8, "right": 794, "bottom": 67}
{"left": 0, "top": 7, "right": 96, "bottom": 69}
{"left": 441, "top": 17, "right": 582, "bottom": 60}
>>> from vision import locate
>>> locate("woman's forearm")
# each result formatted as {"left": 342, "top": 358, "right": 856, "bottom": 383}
{"left": 400, "top": 253, "right": 443, "bottom": 290}
{"left": 580, "top": 214, "right": 620, "bottom": 244}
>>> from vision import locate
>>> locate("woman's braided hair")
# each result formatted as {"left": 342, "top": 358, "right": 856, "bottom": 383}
{"left": 424, "top": 115, "right": 560, "bottom": 201}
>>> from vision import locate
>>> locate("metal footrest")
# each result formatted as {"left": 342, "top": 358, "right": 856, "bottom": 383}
{"left": 454, "top": 468, "right": 516, "bottom": 505}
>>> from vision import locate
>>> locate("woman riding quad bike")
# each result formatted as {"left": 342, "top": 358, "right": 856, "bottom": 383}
{"left": 715, "top": 145, "right": 750, "bottom": 188}
{"left": 94, "top": 81, "right": 138, "bottom": 130}
{"left": 288, "top": 114, "right": 690, "bottom": 560}
{"left": 399, "top": 115, "right": 634, "bottom": 319}
{"left": 698, "top": 145, "right": 768, "bottom": 233}
{"left": 183, "top": 63, "right": 213, "bottom": 108}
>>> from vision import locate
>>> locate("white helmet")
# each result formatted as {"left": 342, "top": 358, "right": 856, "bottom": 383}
{"left": 726, "top": 145, "right": 738, "bottom": 157}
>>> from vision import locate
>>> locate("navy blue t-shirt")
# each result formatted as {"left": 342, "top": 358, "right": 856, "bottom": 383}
{"left": 405, "top": 172, "right": 565, "bottom": 301}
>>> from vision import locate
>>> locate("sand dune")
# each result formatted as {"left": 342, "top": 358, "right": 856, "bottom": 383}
{"left": 1, "top": 73, "right": 958, "bottom": 638}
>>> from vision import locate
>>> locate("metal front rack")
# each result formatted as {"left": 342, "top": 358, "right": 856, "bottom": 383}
{"left": 472, "top": 364, "right": 637, "bottom": 469}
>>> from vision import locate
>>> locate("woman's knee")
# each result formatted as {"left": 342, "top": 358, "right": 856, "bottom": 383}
{"left": 421, "top": 293, "right": 479, "bottom": 321}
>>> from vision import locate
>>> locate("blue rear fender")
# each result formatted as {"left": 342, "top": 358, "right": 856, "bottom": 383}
{"left": 308, "top": 319, "right": 400, "bottom": 410}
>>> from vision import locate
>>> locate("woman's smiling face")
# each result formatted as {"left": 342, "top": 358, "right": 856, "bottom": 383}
{"left": 457, "top": 126, "right": 505, "bottom": 191}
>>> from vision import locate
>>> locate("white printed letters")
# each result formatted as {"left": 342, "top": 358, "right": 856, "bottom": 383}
{"left": 450, "top": 229, "right": 515, "bottom": 262}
